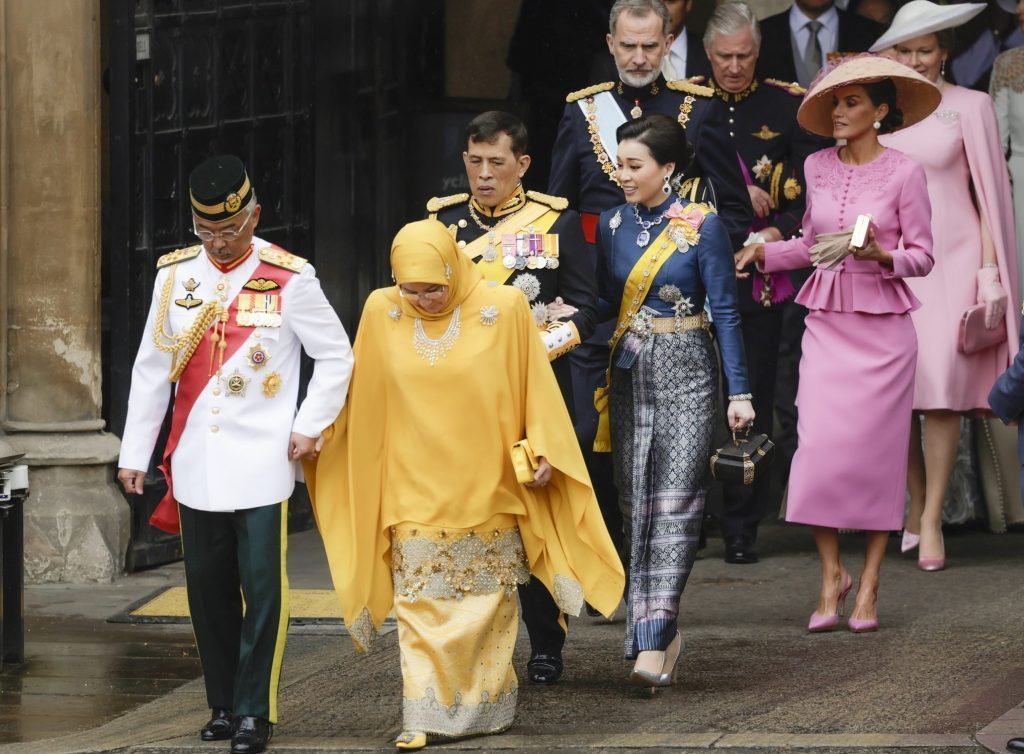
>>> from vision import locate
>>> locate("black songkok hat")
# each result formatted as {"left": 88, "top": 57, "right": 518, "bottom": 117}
{"left": 189, "top": 154, "right": 254, "bottom": 222}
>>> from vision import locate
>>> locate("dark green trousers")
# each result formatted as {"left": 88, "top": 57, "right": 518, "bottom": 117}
{"left": 179, "top": 501, "right": 289, "bottom": 723}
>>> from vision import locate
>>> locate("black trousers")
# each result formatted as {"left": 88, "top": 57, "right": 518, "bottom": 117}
{"left": 179, "top": 501, "right": 289, "bottom": 723}
{"left": 721, "top": 306, "right": 784, "bottom": 545}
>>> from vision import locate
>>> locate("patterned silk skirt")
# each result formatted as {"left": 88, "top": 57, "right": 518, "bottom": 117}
{"left": 390, "top": 514, "right": 530, "bottom": 738}
{"left": 610, "top": 329, "right": 717, "bottom": 658}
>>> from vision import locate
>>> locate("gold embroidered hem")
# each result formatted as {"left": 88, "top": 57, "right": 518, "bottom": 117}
{"left": 553, "top": 574, "right": 585, "bottom": 617}
{"left": 348, "top": 607, "right": 378, "bottom": 654}
{"left": 393, "top": 515, "right": 522, "bottom": 738}
{"left": 391, "top": 523, "right": 530, "bottom": 602}
{"left": 402, "top": 687, "right": 516, "bottom": 738}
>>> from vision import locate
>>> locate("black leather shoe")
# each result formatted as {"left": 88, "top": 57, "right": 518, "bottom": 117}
{"left": 200, "top": 708, "right": 233, "bottom": 741}
{"left": 724, "top": 540, "right": 759, "bottom": 564}
{"left": 1007, "top": 737, "right": 1024, "bottom": 752}
{"left": 585, "top": 602, "right": 601, "bottom": 617}
{"left": 231, "top": 716, "right": 273, "bottom": 754}
{"left": 526, "top": 652, "right": 563, "bottom": 684}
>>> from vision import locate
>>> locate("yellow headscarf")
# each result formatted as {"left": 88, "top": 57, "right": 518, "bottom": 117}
{"left": 306, "top": 220, "right": 624, "bottom": 653}
{"left": 390, "top": 219, "right": 481, "bottom": 320}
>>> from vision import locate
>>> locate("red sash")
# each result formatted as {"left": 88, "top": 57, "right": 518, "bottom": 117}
{"left": 149, "top": 260, "right": 297, "bottom": 533}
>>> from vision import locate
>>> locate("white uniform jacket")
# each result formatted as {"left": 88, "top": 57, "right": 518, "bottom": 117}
{"left": 118, "top": 236, "right": 354, "bottom": 512}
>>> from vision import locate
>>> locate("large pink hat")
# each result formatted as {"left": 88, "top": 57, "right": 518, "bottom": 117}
{"left": 797, "top": 54, "right": 942, "bottom": 137}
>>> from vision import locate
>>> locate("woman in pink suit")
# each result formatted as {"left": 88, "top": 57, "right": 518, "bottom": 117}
{"left": 736, "top": 56, "right": 939, "bottom": 633}
{"left": 872, "top": 1, "right": 1020, "bottom": 572}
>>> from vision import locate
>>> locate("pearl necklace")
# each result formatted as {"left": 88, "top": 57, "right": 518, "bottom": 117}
{"left": 631, "top": 203, "right": 671, "bottom": 247}
{"left": 412, "top": 305, "right": 461, "bottom": 366}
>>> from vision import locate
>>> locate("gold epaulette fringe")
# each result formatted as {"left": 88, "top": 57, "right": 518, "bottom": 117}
{"left": 426, "top": 193, "right": 470, "bottom": 214}
{"left": 566, "top": 81, "right": 615, "bottom": 103}
{"left": 764, "top": 78, "right": 806, "bottom": 96}
{"left": 666, "top": 79, "right": 714, "bottom": 97}
{"left": 525, "top": 190, "right": 568, "bottom": 211}
{"left": 156, "top": 245, "right": 202, "bottom": 269}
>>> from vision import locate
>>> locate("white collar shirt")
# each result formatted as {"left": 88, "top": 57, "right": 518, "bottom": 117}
{"left": 789, "top": 5, "right": 840, "bottom": 58}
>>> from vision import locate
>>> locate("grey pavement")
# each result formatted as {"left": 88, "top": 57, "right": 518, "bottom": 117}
{"left": 2, "top": 522, "right": 1023, "bottom": 753}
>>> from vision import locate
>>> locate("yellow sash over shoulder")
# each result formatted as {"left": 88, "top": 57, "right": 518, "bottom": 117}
{"left": 593, "top": 225, "right": 678, "bottom": 452}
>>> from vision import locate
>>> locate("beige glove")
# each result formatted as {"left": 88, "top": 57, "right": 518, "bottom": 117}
{"left": 808, "top": 229, "right": 853, "bottom": 270}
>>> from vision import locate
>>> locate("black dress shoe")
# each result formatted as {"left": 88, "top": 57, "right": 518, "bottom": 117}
{"left": 526, "top": 652, "right": 563, "bottom": 684}
{"left": 231, "top": 715, "right": 273, "bottom": 754}
{"left": 585, "top": 602, "right": 601, "bottom": 617}
{"left": 724, "top": 540, "right": 759, "bottom": 564}
{"left": 1007, "top": 737, "right": 1024, "bottom": 752}
{"left": 200, "top": 708, "right": 233, "bottom": 741}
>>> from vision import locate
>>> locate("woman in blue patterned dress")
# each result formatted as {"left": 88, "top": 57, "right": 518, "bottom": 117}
{"left": 594, "top": 113, "right": 753, "bottom": 691}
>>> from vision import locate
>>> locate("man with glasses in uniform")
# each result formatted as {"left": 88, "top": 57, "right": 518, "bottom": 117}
{"left": 117, "top": 155, "right": 353, "bottom": 754}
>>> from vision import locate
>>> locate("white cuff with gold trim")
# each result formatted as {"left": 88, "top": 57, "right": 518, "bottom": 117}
{"left": 541, "top": 321, "right": 581, "bottom": 361}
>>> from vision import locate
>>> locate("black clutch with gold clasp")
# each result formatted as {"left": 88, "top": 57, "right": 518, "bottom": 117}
{"left": 710, "top": 428, "right": 775, "bottom": 486}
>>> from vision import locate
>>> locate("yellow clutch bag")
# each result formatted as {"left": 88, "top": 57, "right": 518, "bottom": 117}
{"left": 510, "top": 439, "right": 539, "bottom": 484}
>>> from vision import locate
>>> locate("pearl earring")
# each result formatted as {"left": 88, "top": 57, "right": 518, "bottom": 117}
{"left": 662, "top": 175, "right": 672, "bottom": 195}
{"left": 872, "top": 120, "right": 881, "bottom": 130}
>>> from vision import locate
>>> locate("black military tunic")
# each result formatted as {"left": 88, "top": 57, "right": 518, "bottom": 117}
{"left": 429, "top": 187, "right": 598, "bottom": 354}
{"left": 705, "top": 76, "right": 819, "bottom": 551}
{"left": 549, "top": 75, "right": 753, "bottom": 249}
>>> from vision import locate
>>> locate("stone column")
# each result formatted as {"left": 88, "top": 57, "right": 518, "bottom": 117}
{"left": 0, "top": 0, "right": 127, "bottom": 582}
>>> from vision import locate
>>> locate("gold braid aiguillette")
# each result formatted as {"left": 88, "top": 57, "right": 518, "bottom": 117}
{"left": 151, "top": 264, "right": 228, "bottom": 382}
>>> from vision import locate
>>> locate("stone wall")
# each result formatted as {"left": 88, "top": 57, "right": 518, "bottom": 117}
{"left": 0, "top": 0, "right": 127, "bottom": 582}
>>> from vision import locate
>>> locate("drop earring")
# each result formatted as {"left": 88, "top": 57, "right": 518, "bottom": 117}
{"left": 662, "top": 174, "right": 672, "bottom": 195}
{"left": 940, "top": 58, "right": 946, "bottom": 80}
{"left": 872, "top": 120, "right": 881, "bottom": 130}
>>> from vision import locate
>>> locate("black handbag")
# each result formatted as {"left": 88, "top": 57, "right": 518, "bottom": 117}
{"left": 710, "top": 429, "right": 775, "bottom": 485}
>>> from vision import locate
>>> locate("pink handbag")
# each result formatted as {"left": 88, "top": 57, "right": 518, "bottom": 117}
{"left": 957, "top": 304, "right": 1006, "bottom": 355}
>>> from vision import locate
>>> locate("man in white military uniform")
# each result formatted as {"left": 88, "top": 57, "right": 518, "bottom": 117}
{"left": 117, "top": 155, "right": 353, "bottom": 754}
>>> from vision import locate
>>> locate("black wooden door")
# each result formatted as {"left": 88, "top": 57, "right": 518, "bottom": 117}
{"left": 105, "top": 0, "right": 315, "bottom": 570}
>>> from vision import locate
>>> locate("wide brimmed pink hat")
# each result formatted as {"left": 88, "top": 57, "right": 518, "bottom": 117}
{"left": 797, "top": 54, "right": 942, "bottom": 137}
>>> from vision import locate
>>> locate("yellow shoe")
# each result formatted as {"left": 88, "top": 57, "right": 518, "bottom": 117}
{"left": 395, "top": 731, "right": 427, "bottom": 750}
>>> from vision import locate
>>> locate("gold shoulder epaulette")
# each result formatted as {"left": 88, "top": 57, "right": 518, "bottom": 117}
{"left": 764, "top": 78, "right": 806, "bottom": 96}
{"left": 526, "top": 190, "right": 569, "bottom": 211}
{"left": 425, "top": 193, "right": 470, "bottom": 214}
{"left": 156, "top": 244, "right": 202, "bottom": 269}
{"left": 259, "top": 246, "right": 308, "bottom": 273}
{"left": 666, "top": 79, "right": 714, "bottom": 97}
{"left": 566, "top": 81, "right": 615, "bottom": 103}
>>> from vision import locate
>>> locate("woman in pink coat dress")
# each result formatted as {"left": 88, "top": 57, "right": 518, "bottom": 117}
{"left": 871, "top": 1, "right": 1020, "bottom": 572}
{"left": 736, "top": 56, "right": 939, "bottom": 633}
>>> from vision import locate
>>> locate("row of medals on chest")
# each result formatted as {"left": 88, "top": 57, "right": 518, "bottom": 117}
{"left": 178, "top": 274, "right": 282, "bottom": 399}
{"left": 458, "top": 210, "right": 561, "bottom": 270}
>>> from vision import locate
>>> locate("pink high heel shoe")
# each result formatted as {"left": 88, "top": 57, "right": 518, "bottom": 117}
{"left": 808, "top": 571, "right": 853, "bottom": 633}
{"left": 918, "top": 531, "right": 945, "bottom": 572}
{"left": 847, "top": 615, "right": 879, "bottom": 633}
{"left": 900, "top": 531, "right": 920, "bottom": 554}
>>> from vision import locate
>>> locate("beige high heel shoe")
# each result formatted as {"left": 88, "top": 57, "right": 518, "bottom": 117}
{"left": 628, "top": 631, "right": 684, "bottom": 695}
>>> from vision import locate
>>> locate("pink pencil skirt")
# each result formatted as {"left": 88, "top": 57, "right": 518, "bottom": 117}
{"left": 785, "top": 309, "right": 917, "bottom": 532}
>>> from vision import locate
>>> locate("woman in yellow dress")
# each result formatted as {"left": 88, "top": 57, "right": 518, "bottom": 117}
{"left": 305, "top": 219, "right": 624, "bottom": 750}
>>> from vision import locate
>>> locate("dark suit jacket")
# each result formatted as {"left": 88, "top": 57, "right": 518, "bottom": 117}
{"left": 988, "top": 313, "right": 1024, "bottom": 500}
{"left": 755, "top": 7, "right": 882, "bottom": 84}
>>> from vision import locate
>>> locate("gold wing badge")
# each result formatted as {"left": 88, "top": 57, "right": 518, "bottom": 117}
{"left": 174, "top": 277, "right": 204, "bottom": 309}
{"left": 242, "top": 278, "right": 281, "bottom": 292}
{"left": 752, "top": 125, "right": 782, "bottom": 141}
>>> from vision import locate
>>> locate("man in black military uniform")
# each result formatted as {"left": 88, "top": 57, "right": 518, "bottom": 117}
{"left": 427, "top": 111, "right": 597, "bottom": 686}
{"left": 549, "top": 0, "right": 753, "bottom": 579}
{"left": 703, "top": 1, "right": 819, "bottom": 563}
{"left": 551, "top": 0, "right": 752, "bottom": 249}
